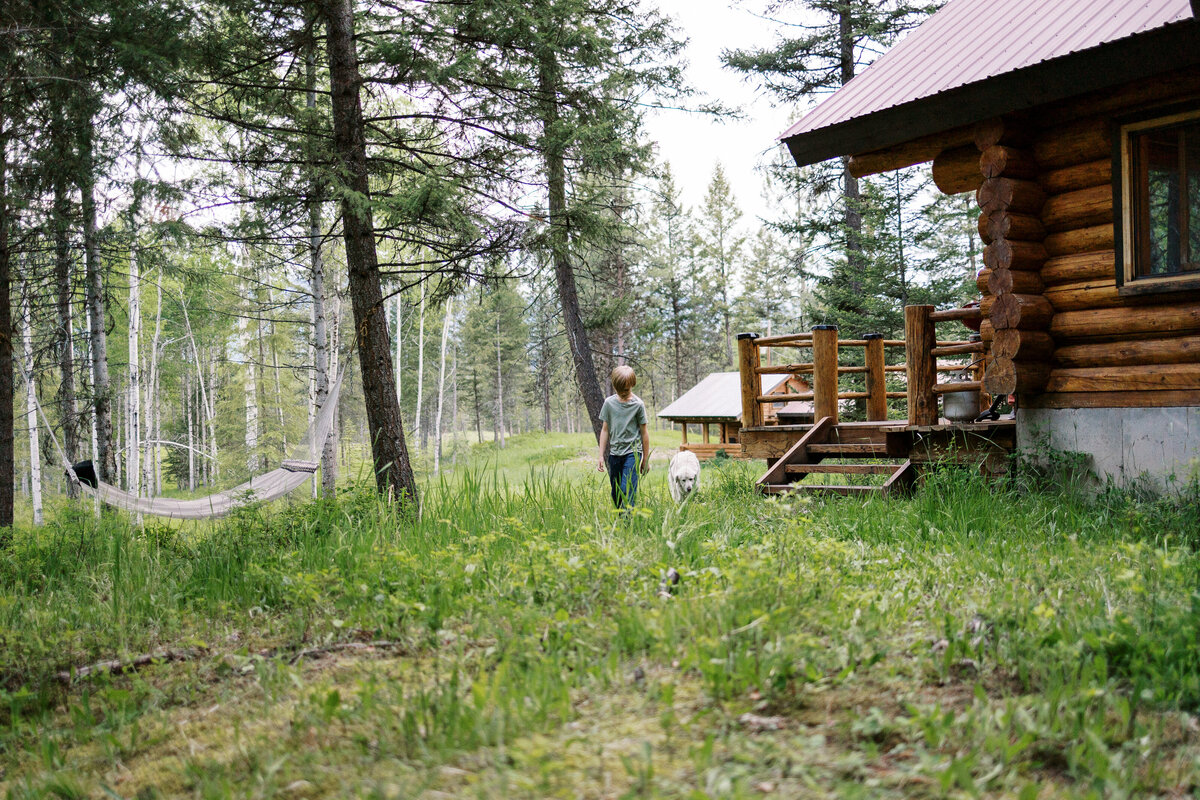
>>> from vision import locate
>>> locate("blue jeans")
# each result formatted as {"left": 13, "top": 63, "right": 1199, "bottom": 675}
{"left": 607, "top": 452, "right": 640, "bottom": 509}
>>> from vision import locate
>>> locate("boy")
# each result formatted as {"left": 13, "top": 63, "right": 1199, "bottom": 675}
{"left": 596, "top": 365, "right": 650, "bottom": 509}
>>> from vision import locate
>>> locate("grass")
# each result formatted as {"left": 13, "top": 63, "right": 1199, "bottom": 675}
{"left": 0, "top": 432, "right": 1198, "bottom": 798}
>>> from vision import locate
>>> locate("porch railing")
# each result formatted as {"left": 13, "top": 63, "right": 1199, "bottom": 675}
{"left": 737, "top": 304, "right": 986, "bottom": 429}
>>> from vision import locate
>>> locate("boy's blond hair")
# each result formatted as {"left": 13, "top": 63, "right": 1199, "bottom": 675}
{"left": 611, "top": 365, "right": 636, "bottom": 395}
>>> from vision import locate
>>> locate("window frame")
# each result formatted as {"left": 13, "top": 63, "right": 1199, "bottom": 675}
{"left": 1115, "top": 104, "right": 1200, "bottom": 297}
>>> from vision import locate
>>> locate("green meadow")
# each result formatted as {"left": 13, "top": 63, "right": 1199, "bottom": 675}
{"left": 1, "top": 432, "right": 1198, "bottom": 798}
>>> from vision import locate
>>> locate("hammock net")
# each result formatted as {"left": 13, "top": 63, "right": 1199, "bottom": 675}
{"left": 35, "top": 359, "right": 350, "bottom": 520}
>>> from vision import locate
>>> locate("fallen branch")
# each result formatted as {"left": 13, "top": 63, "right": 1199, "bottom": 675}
{"left": 54, "top": 640, "right": 411, "bottom": 685}
{"left": 55, "top": 648, "right": 204, "bottom": 684}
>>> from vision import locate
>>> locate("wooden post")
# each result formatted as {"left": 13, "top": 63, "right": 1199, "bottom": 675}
{"left": 812, "top": 325, "right": 839, "bottom": 424}
{"left": 737, "top": 333, "right": 763, "bottom": 429}
{"left": 970, "top": 334, "right": 987, "bottom": 414}
{"left": 905, "top": 306, "right": 937, "bottom": 426}
{"left": 702, "top": 423, "right": 710, "bottom": 444}
{"left": 864, "top": 333, "right": 887, "bottom": 421}
{"left": 680, "top": 423, "right": 688, "bottom": 444}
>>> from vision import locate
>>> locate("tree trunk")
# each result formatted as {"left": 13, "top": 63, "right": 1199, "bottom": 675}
{"left": 79, "top": 122, "right": 114, "bottom": 484}
{"left": 541, "top": 338, "right": 551, "bottom": 433}
{"left": 186, "top": 373, "right": 195, "bottom": 492}
{"left": 22, "top": 293, "right": 42, "bottom": 525}
{"left": 538, "top": 52, "right": 605, "bottom": 441}
{"left": 434, "top": 297, "right": 452, "bottom": 473}
{"left": 322, "top": 0, "right": 417, "bottom": 505}
{"left": 415, "top": 283, "right": 426, "bottom": 450}
{"left": 839, "top": 7, "right": 864, "bottom": 296}
{"left": 127, "top": 248, "right": 141, "bottom": 519}
{"left": 180, "top": 298, "right": 217, "bottom": 488}
{"left": 306, "top": 46, "right": 337, "bottom": 496}
{"left": 472, "top": 370, "right": 482, "bottom": 444}
{"left": 394, "top": 293, "right": 402, "bottom": 405}
{"left": 143, "top": 274, "right": 162, "bottom": 497}
{"left": 242, "top": 274, "right": 258, "bottom": 473}
{"left": 53, "top": 168, "right": 79, "bottom": 467}
{"left": 451, "top": 343, "right": 459, "bottom": 465}
{"left": 494, "top": 311, "right": 505, "bottom": 449}
{"left": 0, "top": 167, "right": 16, "bottom": 523}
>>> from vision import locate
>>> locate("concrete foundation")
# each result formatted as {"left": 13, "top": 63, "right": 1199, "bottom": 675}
{"left": 1018, "top": 406, "right": 1200, "bottom": 492}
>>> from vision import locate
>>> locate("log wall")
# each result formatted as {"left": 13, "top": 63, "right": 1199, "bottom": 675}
{"left": 1033, "top": 108, "right": 1200, "bottom": 406}
{"left": 951, "top": 68, "right": 1200, "bottom": 408}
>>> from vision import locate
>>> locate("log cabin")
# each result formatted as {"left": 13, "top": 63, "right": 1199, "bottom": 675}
{"left": 772, "top": 0, "right": 1200, "bottom": 490}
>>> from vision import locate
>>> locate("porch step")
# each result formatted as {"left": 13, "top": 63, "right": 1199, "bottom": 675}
{"left": 762, "top": 483, "right": 882, "bottom": 496}
{"left": 805, "top": 443, "right": 890, "bottom": 457}
{"left": 785, "top": 463, "right": 898, "bottom": 476}
{"left": 756, "top": 418, "right": 918, "bottom": 500}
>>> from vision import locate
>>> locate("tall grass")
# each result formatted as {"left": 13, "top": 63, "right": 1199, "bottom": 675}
{"left": 1, "top": 435, "right": 1198, "bottom": 797}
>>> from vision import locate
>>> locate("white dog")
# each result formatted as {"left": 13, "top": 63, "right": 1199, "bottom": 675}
{"left": 668, "top": 451, "right": 701, "bottom": 503}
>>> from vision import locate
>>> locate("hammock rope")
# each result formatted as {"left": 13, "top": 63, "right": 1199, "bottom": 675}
{"left": 28, "top": 356, "right": 351, "bottom": 520}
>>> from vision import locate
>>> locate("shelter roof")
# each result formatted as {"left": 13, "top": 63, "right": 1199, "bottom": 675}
{"left": 780, "top": 0, "right": 1199, "bottom": 166}
{"left": 657, "top": 372, "right": 789, "bottom": 421}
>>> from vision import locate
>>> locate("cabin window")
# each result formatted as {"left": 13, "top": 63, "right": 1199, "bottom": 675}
{"left": 1118, "top": 109, "right": 1200, "bottom": 295}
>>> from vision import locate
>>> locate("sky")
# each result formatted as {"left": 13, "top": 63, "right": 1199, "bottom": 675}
{"left": 642, "top": 0, "right": 801, "bottom": 224}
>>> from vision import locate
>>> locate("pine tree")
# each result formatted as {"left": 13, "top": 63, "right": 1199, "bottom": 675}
{"left": 693, "top": 164, "right": 747, "bottom": 367}
{"left": 724, "top": 0, "right": 936, "bottom": 330}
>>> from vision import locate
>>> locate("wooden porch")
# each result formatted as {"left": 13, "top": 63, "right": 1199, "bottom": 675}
{"left": 738, "top": 305, "right": 1018, "bottom": 496}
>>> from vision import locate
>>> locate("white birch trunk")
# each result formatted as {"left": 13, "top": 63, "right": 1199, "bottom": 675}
{"left": 143, "top": 274, "right": 162, "bottom": 497}
{"left": 22, "top": 295, "right": 42, "bottom": 525}
{"left": 434, "top": 298, "right": 452, "bottom": 474}
{"left": 414, "top": 283, "right": 425, "bottom": 449}
{"left": 186, "top": 373, "right": 195, "bottom": 492}
{"left": 394, "top": 293, "right": 402, "bottom": 405}
{"left": 495, "top": 313, "right": 505, "bottom": 449}
{"left": 180, "top": 298, "right": 218, "bottom": 487}
{"left": 127, "top": 250, "right": 142, "bottom": 522}
{"left": 243, "top": 303, "right": 258, "bottom": 473}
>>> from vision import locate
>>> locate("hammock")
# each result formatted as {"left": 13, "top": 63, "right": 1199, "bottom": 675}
{"left": 32, "top": 359, "right": 349, "bottom": 520}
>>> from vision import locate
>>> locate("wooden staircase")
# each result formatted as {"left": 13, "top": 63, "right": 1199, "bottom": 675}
{"left": 756, "top": 417, "right": 917, "bottom": 497}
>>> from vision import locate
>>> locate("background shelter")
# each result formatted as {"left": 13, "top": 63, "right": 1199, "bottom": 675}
{"left": 658, "top": 372, "right": 811, "bottom": 459}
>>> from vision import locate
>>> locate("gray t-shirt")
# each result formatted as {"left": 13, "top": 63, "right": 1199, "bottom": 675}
{"left": 599, "top": 393, "right": 648, "bottom": 456}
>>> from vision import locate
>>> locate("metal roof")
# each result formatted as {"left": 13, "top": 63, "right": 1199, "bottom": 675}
{"left": 657, "top": 372, "right": 790, "bottom": 421}
{"left": 780, "top": 0, "right": 1197, "bottom": 165}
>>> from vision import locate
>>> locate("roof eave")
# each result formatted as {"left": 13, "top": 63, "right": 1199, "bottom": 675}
{"left": 782, "top": 18, "right": 1200, "bottom": 168}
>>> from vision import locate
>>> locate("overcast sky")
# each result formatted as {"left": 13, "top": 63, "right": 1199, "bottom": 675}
{"left": 642, "top": 0, "right": 799, "bottom": 224}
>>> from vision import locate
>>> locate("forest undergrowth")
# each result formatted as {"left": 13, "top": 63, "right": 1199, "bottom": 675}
{"left": 1, "top": 433, "right": 1199, "bottom": 798}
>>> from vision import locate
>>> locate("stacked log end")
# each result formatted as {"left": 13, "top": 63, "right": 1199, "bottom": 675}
{"left": 971, "top": 118, "right": 1051, "bottom": 397}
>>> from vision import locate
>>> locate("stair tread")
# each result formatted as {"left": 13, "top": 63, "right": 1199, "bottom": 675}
{"left": 807, "top": 443, "right": 889, "bottom": 455}
{"left": 761, "top": 484, "right": 882, "bottom": 495}
{"left": 784, "top": 463, "right": 899, "bottom": 475}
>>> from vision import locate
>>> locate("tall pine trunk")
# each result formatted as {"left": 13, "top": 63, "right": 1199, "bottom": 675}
{"left": 0, "top": 122, "right": 13, "bottom": 529}
{"left": 321, "top": 0, "right": 417, "bottom": 505}
{"left": 839, "top": 6, "right": 864, "bottom": 294}
{"left": 538, "top": 52, "right": 605, "bottom": 441}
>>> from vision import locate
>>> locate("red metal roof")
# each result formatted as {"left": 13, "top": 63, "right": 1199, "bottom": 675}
{"left": 780, "top": 0, "right": 1194, "bottom": 146}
